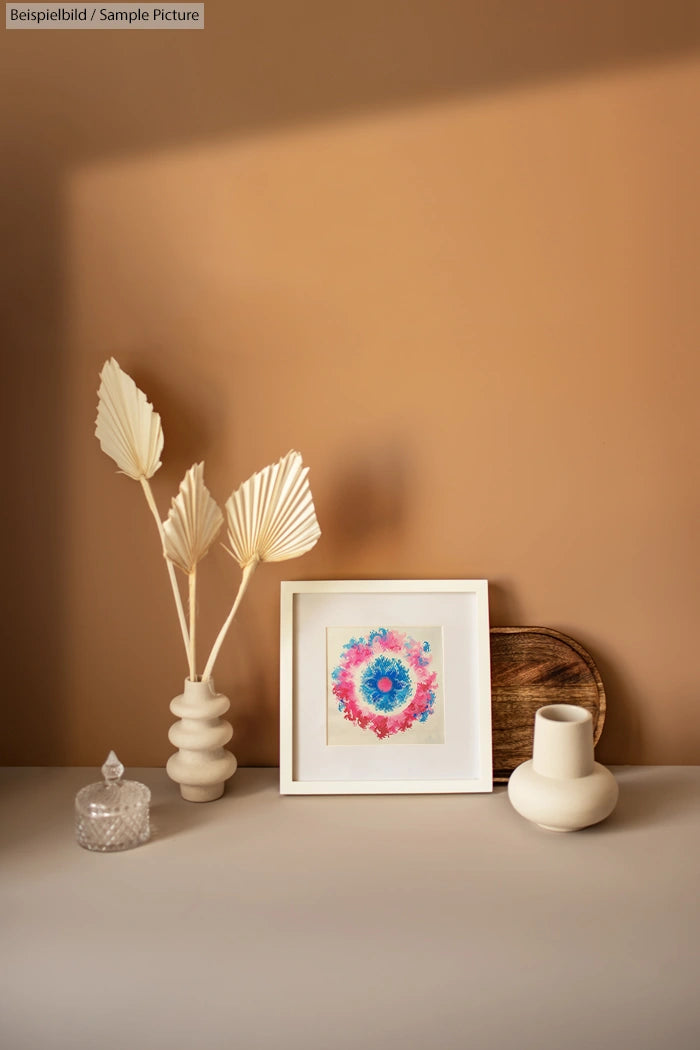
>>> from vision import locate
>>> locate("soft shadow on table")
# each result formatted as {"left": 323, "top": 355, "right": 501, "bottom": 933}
{"left": 149, "top": 802, "right": 225, "bottom": 843}
{"left": 592, "top": 768, "right": 700, "bottom": 832}
{"left": 493, "top": 769, "right": 699, "bottom": 837}
{"left": 214, "top": 768, "right": 275, "bottom": 800}
{"left": 149, "top": 768, "right": 274, "bottom": 843}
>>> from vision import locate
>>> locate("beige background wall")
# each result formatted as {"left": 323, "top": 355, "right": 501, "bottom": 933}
{"left": 2, "top": 3, "right": 699, "bottom": 767}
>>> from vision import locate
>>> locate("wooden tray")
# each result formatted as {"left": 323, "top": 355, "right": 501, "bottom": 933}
{"left": 490, "top": 627, "right": 606, "bottom": 782}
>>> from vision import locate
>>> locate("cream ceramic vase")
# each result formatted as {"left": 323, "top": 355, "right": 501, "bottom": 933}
{"left": 166, "top": 678, "right": 237, "bottom": 802}
{"left": 507, "top": 704, "right": 618, "bottom": 832}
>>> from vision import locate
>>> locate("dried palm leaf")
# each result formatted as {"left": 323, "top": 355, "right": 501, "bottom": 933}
{"left": 164, "top": 464, "right": 224, "bottom": 680}
{"left": 224, "top": 450, "right": 321, "bottom": 568}
{"left": 202, "top": 450, "right": 320, "bottom": 680}
{"left": 95, "top": 358, "right": 163, "bottom": 480}
{"left": 163, "top": 464, "right": 224, "bottom": 575}
{"left": 95, "top": 358, "right": 190, "bottom": 668}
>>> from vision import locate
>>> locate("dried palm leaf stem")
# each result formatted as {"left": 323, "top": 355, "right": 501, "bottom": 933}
{"left": 139, "top": 477, "right": 192, "bottom": 675}
{"left": 201, "top": 558, "right": 258, "bottom": 682}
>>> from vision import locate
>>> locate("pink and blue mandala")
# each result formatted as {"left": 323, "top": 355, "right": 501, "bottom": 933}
{"left": 331, "top": 628, "right": 438, "bottom": 739}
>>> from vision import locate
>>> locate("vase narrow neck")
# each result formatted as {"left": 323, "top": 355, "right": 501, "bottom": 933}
{"left": 183, "top": 678, "right": 217, "bottom": 700}
{"left": 532, "top": 704, "right": 594, "bottom": 779}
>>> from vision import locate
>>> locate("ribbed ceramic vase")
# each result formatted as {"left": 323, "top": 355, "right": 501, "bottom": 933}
{"left": 508, "top": 704, "right": 618, "bottom": 832}
{"left": 166, "top": 678, "right": 237, "bottom": 802}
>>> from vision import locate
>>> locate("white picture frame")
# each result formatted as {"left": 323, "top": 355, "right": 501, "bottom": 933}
{"left": 280, "top": 580, "right": 492, "bottom": 794}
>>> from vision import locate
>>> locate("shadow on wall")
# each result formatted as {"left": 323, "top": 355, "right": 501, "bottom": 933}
{"left": 4, "top": 2, "right": 698, "bottom": 163}
{"left": 323, "top": 443, "right": 411, "bottom": 562}
{"left": 2, "top": 1, "right": 699, "bottom": 761}
{"left": 129, "top": 359, "right": 230, "bottom": 484}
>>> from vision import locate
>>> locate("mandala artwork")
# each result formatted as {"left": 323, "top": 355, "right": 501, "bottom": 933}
{"left": 330, "top": 628, "right": 440, "bottom": 741}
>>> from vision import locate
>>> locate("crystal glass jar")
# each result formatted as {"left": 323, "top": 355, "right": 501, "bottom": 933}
{"left": 75, "top": 751, "right": 151, "bottom": 851}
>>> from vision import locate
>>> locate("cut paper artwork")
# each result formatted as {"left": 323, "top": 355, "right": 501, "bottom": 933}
{"left": 327, "top": 627, "right": 445, "bottom": 746}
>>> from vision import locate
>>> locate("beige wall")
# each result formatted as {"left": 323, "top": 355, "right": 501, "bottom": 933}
{"left": 2, "top": 4, "right": 699, "bottom": 766}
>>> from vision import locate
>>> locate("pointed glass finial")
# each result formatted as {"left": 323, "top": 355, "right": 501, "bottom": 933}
{"left": 102, "top": 750, "right": 125, "bottom": 783}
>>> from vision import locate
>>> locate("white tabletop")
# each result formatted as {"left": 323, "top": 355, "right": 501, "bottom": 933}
{"left": 1, "top": 766, "right": 698, "bottom": 1050}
